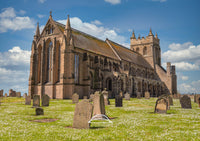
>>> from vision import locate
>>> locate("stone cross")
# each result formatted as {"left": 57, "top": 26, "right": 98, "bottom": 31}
{"left": 145, "top": 91, "right": 150, "bottom": 99}
{"left": 102, "top": 89, "right": 110, "bottom": 105}
{"left": 73, "top": 99, "right": 93, "bottom": 129}
{"left": 42, "top": 94, "right": 50, "bottom": 106}
{"left": 155, "top": 98, "right": 168, "bottom": 114}
{"left": 72, "top": 93, "right": 79, "bottom": 104}
{"left": 180, "top": 95, "right": 192, "bottom": 109}
{"left": 124, "top": 93, "right": 130, "bottom": 100}
{"left": 25, "top": 95, "right": 31, "bottom": 105}
{"left": 93, "top": 91, "right": 105, "bottom": 116}
{"left": 115, "top": 95, "right": 123, "bottom": 107}
{"left": 33, "top": 95, "right": 40, "bottom": 107}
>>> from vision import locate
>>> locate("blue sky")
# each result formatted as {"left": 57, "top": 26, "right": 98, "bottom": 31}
{"left": 0, "top": 0, "right": 200, "bottom": 94}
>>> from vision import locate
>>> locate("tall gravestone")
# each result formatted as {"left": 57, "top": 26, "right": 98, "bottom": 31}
{"left": 33, "top": 95, "right": 40, "bottom": 107}
{"left": 145, "top": 91, "right": 150, "bottom": 99}
{"left": 73, "top": 99, "right": 93, "bottom": 129}
{"left": 25, "top": 95, "right": 31, "bottom": 105}
{"left": 180, "top": 95, "right": 192, "bottom": 109}
{"left": 115, "top": 95, "right": 123, "bottom": 107}
{"left": 124, "top": 93, "right": 130, "bottom": 100}
{"left": 102, "top": 89, "right": 110, "bottom": 105}
{"left": 42, "top": 94, "right": 50, "bottom": 106}
{"left": 9, "top": 89, "right": 13, "bottom": 97}
{"left": 93, "top": 91, "right": 105, "bottom": 116}
{"left": 155, "top": 98, "right": 168, "bottom": 114}
{"left": 72, "top": 93, "right": 79, "bottom": 104}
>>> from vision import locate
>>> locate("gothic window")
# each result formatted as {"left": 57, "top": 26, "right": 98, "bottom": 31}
{"left": 37, "top": 45, "right": 42, "bottom": 83}
{"left": 136, "top": 47, "right": 139, "bottom": 53}
{"left": 57, "top": 44, "right": 61, "bottom": 82}
{"left": 47, "top": 25, "right": 53, "bottom": 34}
{"left": 47, "top": 41, "right": 53, "bottom": 82}
{"left": 74, "top": 54, "right": 79, "bottom": 84}
{"left": 90, "top": 72, "right": 93, "bottom": 89}
{"left": 143, "top": 47, "right": 147, "bottom": 55}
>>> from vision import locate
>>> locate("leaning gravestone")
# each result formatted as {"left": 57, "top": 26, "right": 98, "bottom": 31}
{"left": 42, "top": 94, "right": 50, "bottom": 106}
{"left": 155, "top": 98, "right": 168, "bottom": 114}
{"left": 72, "top": 93, "right": 79, "bottom": 104}
{"left": 145, "top": 91, "right": 150, "bottom": 99}
{"left": 137, "top": 92, "right": 141, "bottom": 99}
{"left": 36, "top": 107, "right": 44, "bottom": 115}
{"left": 180, "top": 95, "right": 192, "bottom": 109}
{"left": 25, "top": 95, "right": 31, "bottom": 105}
{"left": 102, "top": 89, "right": 110, "bottom": 105}
{"left": 93, "top": 91, "right": 105, "bottom": 116}
{"left": 73, "top": 99, "right": 93, "bottom": 129}
{"left": 115, "top": 95, "right": 123, "bottom": 107}
{"left": 33, "top": 95, "right": 40, "bottom": 107}
{"left": 124, "top": 93, "right": 130, "bottom": 100}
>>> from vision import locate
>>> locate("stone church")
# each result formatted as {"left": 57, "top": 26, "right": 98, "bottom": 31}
{"left": 28, "top": 13, "right": 177, "bottom": 99}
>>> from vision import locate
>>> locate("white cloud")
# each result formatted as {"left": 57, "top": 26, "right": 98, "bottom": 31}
{"left": 104, "top": 0, "right": 121, "bottom": 5}
{"left": 152, "top": 0, "right": 167, "bottom": 2}
{"left": 18, "top": 10, "right": 26, "bottom": 15}
{"left": 162, "top": 42, "right": 200, "bottom": 71}
{"left": 38, "top": 0, "right": 46, "bottom": 3}
{"left": 57, "top": 17, "right": 127, "bottom": 45}
{"left": 91, "top": 20, "right": 102, "bottom": 25}
{"left": 0, "top": 47, "right": 31, "bottom": 94}
{"left": 178, "top": 80, "right": 200, "bottom": 94}
{"left": 37, "top": 14, "right": 45, "bottom": 18}
{"left": 181, "top": 76, "right": 189, "bottom": 81}
{"left": 0, "top": 7, "right": 35, "bottom": 33}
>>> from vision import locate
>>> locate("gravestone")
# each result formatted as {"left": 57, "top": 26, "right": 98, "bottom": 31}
{"left": 33, "top": 95, "right": 40, "bottom": 107}
{"left": 83, "top": 96, "right": 88, "bottom": 99}
{"left": 73, "top": 99, "right": 93, "bottom": 129}
{"left": 5, "top": 93, "right": 7, "bottom": 97}
{"left": 180, "top": 95, "right": 192, "bottom": 109}
{"left": 158, "top": 94, "right": 171, "bottom": 109}
{"left": 89, "top": 94, "right": 94, "bottom": 102}
{"left": 23, "top": 93, "right": 27, "bottom": 98}
{"left": 115, "top": 95, "right": 123, "bottom": 107}
{"left": 145, "top": 91, "right": 150, "bottom": 99}
{"left": 93, "top": 91, "right": 105, "bottom": 116}
{"left": 195, "top": 94, "right": 200, "bottom": 103}
{"left": 72, "top": 93, "right": 79, "bottom": 104}
{"left": 137, "top": 92, "right": 141, "bottom": 99}
{"left": 155, "top": 98, "right": 168, "bottom": 114}
{"left": 198, "top": 97, "right": 200, "bottom": 108}
{"left": 169, "top": 96, "right": 173, "bottom": 106}
{"left": 16, "top": 92, "right": 21, "bottom": 97}
{"left": 102, "top": 89, "right": 110, "bottom": 105}
{"left": 0, "top": 89, "right": 3, "bottom": 97}
{"left": 36, "top": 107, "right": 44, "bottom": 115}
{"left": 25, "top": 95, "right": 31, "bottom": 105}
{"left": 42, "top": 94, "right": 50, "bottom": 106}
{"left": 124, "top": 93, "right": 130, "bottom": 100}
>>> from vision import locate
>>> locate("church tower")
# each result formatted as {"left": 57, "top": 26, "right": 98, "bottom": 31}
{"left": 130, "top": 29, "right": 161, "bottom": 69}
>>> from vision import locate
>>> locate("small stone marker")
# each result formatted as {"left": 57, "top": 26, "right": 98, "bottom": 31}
{"left": 33, "top": 95, "right": 40, "bottom": 107}
{"left": 102, "top": 89, "right": 110, "bottom": 105}
{"left": 73, "top": 99, "right": 93, "bottom": 129}
{"left": 25, "top": 96, "right": 31, "bottom": 105}
{"left": 93, "top": 91, "right": 105, "bottom": 116}
{"left": 137, "top": 92, "right": 141, "bottom": 99}
{"left": 42, "top": 94, "right": 50, "bottom": 106}
{"left": 115, "top": 95, "right": 123, "bottom": 107}
{"left": 180, "top": 95, "right": 192, "bottom": 109}
{"left": 72, "top": 93, "right": 79, "bottom": 104}
{"left": 124, "top": 93, "right": 130, "bottom": 100}
{"left": 155, "top": 98, "right": 168, "bottom": 114}
{"left": 83, "top": 96, "right": 88, "bottom": 99}
{"left": 36, "top": 107, "right": 44, "bottom": 115}
{"left": 145, "top": 91, "right": 150, "bottom": 99}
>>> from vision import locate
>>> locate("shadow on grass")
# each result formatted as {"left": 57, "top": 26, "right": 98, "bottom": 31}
{"left": 90, "top": 126, "right": 106, "bottom": 129}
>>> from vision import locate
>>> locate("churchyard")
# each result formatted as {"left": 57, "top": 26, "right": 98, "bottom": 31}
{"left": 0, "top": 96, "right": 200, "bottom": 141}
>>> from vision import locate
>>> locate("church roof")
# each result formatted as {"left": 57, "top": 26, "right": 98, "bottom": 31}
{"left": 54, "top": 21, "right": 153, "bottom": 69}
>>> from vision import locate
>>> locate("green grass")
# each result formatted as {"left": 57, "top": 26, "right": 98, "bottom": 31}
{"left": 0, "top": 97, "right": 200, "bottom": 141}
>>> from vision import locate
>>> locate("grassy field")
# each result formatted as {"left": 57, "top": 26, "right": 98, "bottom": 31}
{"left": 0, "top": 97, "right": 200, "bottom": 141}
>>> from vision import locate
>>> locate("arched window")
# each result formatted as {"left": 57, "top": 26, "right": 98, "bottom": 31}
{"left": 47, "top": 41, "right": 53, "bottom": 82}
{"left": 74, "top": 54, "right": 79, "bottom": 84}
{"left": 136, "top": 47, "right": 139, "bottom": 53}
{"left": 90, "top": 72, "right": 93, "bottom": 89}
{"left": 55, "top": 42, "right": 61, "bottom": 82}
{"left": 37, "top": 45, "right": 42, "bottom": 83}
{"left": 143, "top": 47, "right": 147, "bottom": 55}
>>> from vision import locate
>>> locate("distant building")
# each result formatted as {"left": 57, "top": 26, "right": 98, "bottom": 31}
{"left": 28, "top": 13, "right": 177, "bottom": 99}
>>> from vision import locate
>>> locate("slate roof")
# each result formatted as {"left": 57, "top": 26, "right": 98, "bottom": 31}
{"left": 54, "top": 21, "right": 153, "bottom": 69}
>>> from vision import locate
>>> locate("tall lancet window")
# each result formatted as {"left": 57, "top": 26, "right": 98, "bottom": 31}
{"left": 74, "top": 54, "right": 79, "bottom": 84}
{"left": 57, "top": 44, "right": 61, "bottom": 82}
{"left": 47, "top": 41, "right": 53, "bottom": 82}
